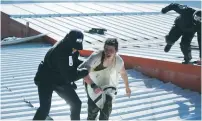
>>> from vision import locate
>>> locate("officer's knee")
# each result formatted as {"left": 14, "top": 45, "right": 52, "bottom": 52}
{"left": 180, "top": 44, "right": 191, "bottom": 50}
{"left": 71, "top": 99, "right": 82, "bottom": 109}
{"left": 76, "top": 100, "right": 82, "bottom": 108}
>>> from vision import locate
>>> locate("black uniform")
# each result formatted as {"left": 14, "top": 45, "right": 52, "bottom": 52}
{"left": 162, "top": 3, "right": 201, "bottom": 64}
{"left": 33, "top": 30, "right": 88, "bottom": 120}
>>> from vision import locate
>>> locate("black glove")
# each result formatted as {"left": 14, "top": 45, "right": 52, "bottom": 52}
{"left": 161, "top": 7, "right": 169, "bottom": 14}
{"left": 91, "top": 82, "right": 102, "bottom": 94}
{"left": 91, "top": 83, "right": 98, "bottom": 89}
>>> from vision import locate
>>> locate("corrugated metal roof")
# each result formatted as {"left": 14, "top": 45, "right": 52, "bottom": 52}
{"left": 1, "top": 1, "right": 201, "bottom": 120}
{"left": 1, "top": 2, "right": 166, "bottom": 15}
{"left": 1, "top": 42, "right": 201, "bottom": 120}
{"left": 13, "top": 15, "right": 199, "bottom": 63}
{"left": 1, "top": 2, "right": 200, "bottom": 63}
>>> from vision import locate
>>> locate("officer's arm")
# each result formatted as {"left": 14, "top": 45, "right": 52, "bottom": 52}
{"left": 73, "top": 51, "right": 84, "bottom": 67}
{"left": 161, "top": 3, "right": 190, "bottom": 14}
{"left": 77, "top": 60, "right": 84, "bottom": 67}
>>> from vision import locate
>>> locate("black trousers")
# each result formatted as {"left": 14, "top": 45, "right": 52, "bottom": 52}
{"left": 87, "top": 95, "right": 112, "bottom": 120}
{"left": 166, "top": 24, "right": 195, "bottom": 61}
{"left": 33, "top": 83, "right": 81, "bottom": 120}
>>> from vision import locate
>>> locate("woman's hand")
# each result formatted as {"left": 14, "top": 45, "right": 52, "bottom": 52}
{"left": 125, "top": 87, "right": 131, "bottom": 98}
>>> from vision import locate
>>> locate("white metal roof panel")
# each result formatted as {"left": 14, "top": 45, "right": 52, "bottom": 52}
{"left": 115, "top": 3, "right": 159, "bottom": 12}
{"left": 1, "top": 4, "right": 32, "bottom": 15}
{"left": 76, "top": 3, "right": 123, "bottom": 13}
{"left": 1, "top": 2, "right": 201, "bottom": 119}
{"left": 13, "top": 4, "right": 58, "bottom": 14}
{"left": 11, "top": 13, "right": 199, "bottom": 63}
{"left": 35, "top": 3, "right": 81, "bottom": 14}
{"left": 1, "top": 2, "right": 170, "bottom": 17}
{"left": 94, "top": 3, "right": 139, "bottom": 12}
{"left": 56, "top": 3, "right": 102, "bottom": 13}
{"left": 1, "top": 42, "right": 201, "bottom": 120}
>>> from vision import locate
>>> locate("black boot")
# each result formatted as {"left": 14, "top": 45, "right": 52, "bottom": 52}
{"left": 182, "top": 60, "right": 191, "bottom": 64}
{"left": 181, "top": 49, "right": 192, "bottom": 64}
{"left": 182, "top": 55, "right": 192, "bottom": 64}
{"left": 164, "top": 44, "right": 172, "bottom": 52}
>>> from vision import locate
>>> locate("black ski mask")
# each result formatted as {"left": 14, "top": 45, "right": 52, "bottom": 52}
{"left": 68, "top": 30, "right": 84, "bottom": 50}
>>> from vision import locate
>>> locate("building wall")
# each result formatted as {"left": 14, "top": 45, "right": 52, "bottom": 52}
{"left": 1, "top": 12, "right": 56, "bottom": 44}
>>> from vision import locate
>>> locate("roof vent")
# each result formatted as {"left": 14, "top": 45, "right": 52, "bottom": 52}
{"left": 85, "top": 28, "right": 107, "bottom": 35}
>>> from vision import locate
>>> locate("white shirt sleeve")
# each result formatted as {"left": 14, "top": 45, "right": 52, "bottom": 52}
{"left": 116, "top": 55, "right": 124, "bottom": 72}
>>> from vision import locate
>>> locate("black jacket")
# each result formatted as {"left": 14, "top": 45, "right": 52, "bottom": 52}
{"left": 34, "top": 35, "right": 84, "bottom": 86}
{"left": 162, "top": 3, "right": 201, "bottom": 33}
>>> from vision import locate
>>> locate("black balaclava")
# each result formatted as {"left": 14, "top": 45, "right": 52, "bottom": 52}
{"left": 67, "top": 30, "right": 84, "bottom": 50}
{"left": 193, "top": 10, "right": 201, "bottom": 26}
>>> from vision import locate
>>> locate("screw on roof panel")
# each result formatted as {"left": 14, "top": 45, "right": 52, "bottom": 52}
{"left": 98, "top": 40, "right": 103, "bottom": 43}
{"left": 144, "top": 37, "right": 149, "bottom": 40}
{"left": 133, "top": 46, "right": 140, "bottom": 48}
{"left": 122, "top": 46, "right": 127, "bottom": 48}
{"left": 85, "top": 40, "right": 92, "bottom": 44}
{"left": 120, "top": 38, "right": 127, "bottom": 41}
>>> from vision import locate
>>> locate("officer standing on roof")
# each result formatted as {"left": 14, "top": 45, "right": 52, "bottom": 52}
{"left": 33, "top": 30, "right": 88, "bottom": 120}
{"left": 161, "top": 3, "right": 201, "bottom": 64}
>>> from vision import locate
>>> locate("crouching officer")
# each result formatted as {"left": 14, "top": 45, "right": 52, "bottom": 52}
{"left": 162, "top": 3, "right": 201, "bottom": 64}
{"left": 33, "top": 30, "right": 88, "bottom": 120}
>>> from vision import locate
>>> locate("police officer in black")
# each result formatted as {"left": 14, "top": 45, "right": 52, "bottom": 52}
{"left": 33, "top": 30, "right": 88, "bottom": 120}
{"left": 162, "top": 3, "right": 201, "bottom": 64}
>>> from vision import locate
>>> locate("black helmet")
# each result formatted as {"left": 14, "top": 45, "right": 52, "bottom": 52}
{"left": 68, "top": 30, "right": 84, "bottom": 50}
